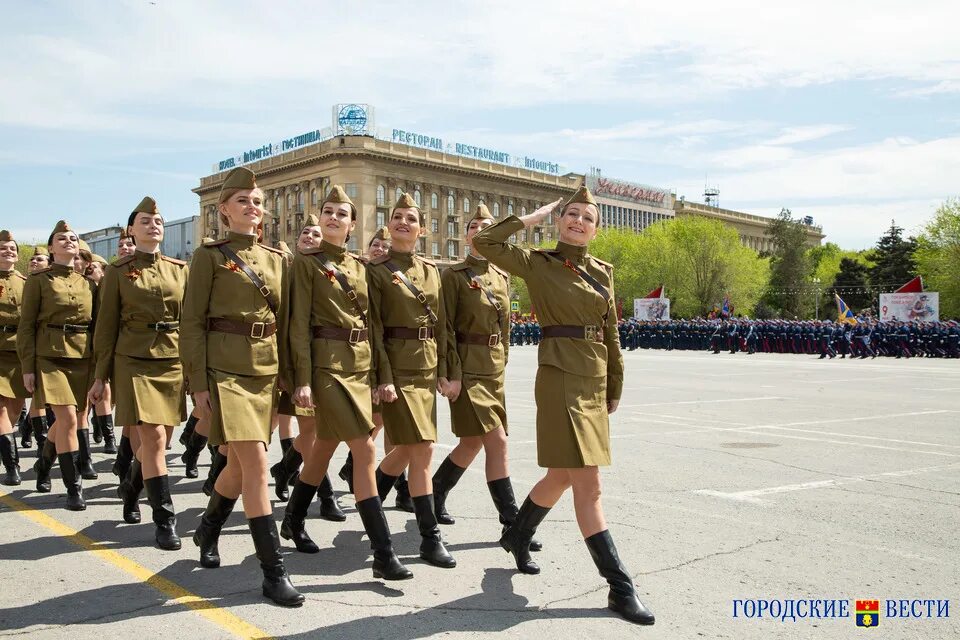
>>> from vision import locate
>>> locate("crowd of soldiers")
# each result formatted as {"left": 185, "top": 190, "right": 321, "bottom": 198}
{"left": 508, "top": 319, "right": 541, "bottom": 346}
{"left": 617, "top": 318, "right": 960, "bottom": 359}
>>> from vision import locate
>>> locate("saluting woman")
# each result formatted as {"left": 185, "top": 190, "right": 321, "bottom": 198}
{"left": 368, "top": 192, "right": 455, "bottom": 568}
{"left": 89, "top": 197, "right": 187, "bottom": 550}
{"left": 17, "top": 220, "right": 97, "bottom": 510}
{"left": 181, "top": 167, "right": 303, "bottom": 607}
{"left": 430, "top": 204, "right": 539, "bottom": 552}
{"left": 0, "top": 231, "right": 28, "bottom": 485}
{"left": 472, "top": 187, "right": 655, "bottom": 625}
{"left": 280, "top": 186, "right": 412, "bottom": 580}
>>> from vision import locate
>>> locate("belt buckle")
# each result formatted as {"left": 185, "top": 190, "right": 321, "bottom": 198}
{"left": 250, "top": 322, "right": 266, "bottom": 339}
{"left": 418, "top": 326, "right": 430, "bottom": 341}
{"left": 154, "top": 322, "right": 168, "bottom": 332}
{"left": 584, "top": 325, "right": 598, "bottom": 341}
{"left": 348, "top": 328, "right": 362, "bottom": 344}
{"left": 258, "top": 285, "right": 271, "bottom": 298}
{"left": 488, "top": 333, "right": 500, "bottom": 347}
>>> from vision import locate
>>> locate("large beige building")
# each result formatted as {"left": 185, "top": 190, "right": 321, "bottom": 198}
{"left": 674, "top": 198, "right": 824, "bottom": 252}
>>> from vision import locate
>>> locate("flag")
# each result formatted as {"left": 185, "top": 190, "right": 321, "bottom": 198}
{"left": 835, "top": 294, "right": 858, "bottom": 325}
{"left": 644, "top": 285, "right": 664, "bottom": 299}
{"left": 720, "top": 296, "right": 730, "bottom": 318}
{"left": 894, "top": 276, "right": 923, "bottom": 293}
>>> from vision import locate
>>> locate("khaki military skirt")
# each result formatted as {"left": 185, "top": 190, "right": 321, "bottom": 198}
{"left": 382, "top": 370, "right": 437, "bottom": 445}
{"left": 207, "top": 369, "right": 276, "bottom": 447}
{"left": 534, "top": 365, "right": 610, "bottom": 468}
{"left": 113, "top": 354, "right": 186, "bottom": 427}
{"left": 312, "top": 369, "right": 373, "bottom": 442}
{"left": 276, "top": 390, "right": 314, "bottom": 418}
{"left": 450, "top": 372, "right": 507, "bottom": 438}
{"left": 36, "top": 356, "right": 91, "bottom": 407}
{"left": 0, "top": 350, "right": 29, "bottom": 399}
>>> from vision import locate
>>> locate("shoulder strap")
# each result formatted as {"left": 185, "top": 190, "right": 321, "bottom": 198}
{"left": 463, "top": 268, "right": 504, "bottom": 329}
{"left": 217, "top": 244, "right": 278, "bottom": 316}
{"left": 543, "top": 253, "right": 611, "bottom": 321}
{"left": 384, "top": 261, "right": 438, "bottom": 324}
{"left": 311, "top": 252, "right": 367, "bottom": 325}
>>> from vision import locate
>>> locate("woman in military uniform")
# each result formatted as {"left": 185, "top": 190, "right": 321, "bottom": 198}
{"left": 85, "top": 253, "right": 118, "bottom": 455}
{"left": 473, "top": 187, "right": 655, "bottom": 625}
{"left": 279, "top": 186, "right": 412, "bottom": 580}
{"left": 181, "top": 167, "right": 303, "bottom": 607}
{"left": 17, "top": 220, "right": 97, "bottom": 510}
{"left": 270, "top": 216, "right": 344, "bottom": 521}
{"left": 368, "top": 193, "right": 455, "bottom": 568}
{"left": 22, "top": 247, "right": 51, "bottom": 452}
{"left": 89, "top": 197, "right": 187, "bottom": 550}
{"left": 110, "top": 229, "right": 138, "bottom": 476}
{"left": 0, "top": 231, "right": 28, "bottom": 485}
{"left": 430, "top": 204, "right": 539, "bottom": 552}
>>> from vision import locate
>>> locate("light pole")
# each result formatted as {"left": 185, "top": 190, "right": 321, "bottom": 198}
{"left": 813, "top": 278, "right": 821, "bottom": 320}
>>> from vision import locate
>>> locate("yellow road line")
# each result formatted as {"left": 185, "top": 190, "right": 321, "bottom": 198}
{"left": 0, "top": 490, "right": 273, "bottom": 640}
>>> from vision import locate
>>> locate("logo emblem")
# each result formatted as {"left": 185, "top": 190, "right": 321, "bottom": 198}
{"left": 856, "top": 600, "right": 880, "bottom": 627}
{"left": 337, "top": 104, "right": 368, "bottom": 135}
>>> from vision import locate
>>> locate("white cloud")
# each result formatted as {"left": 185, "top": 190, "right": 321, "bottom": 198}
{"left": 765, "top": 125, "right": 852, "bottom": 146}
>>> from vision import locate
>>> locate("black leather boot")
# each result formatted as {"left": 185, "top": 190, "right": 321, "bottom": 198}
{"left": 0, "top": 433, "right": 21, "bottom": 486}
{"left": 375, "top": 468, "right": 398, "bottom": 502}
{"left": 57, "top": 452, "right": 86, "bottom": 511}
{"left": 203, "top": 447, "right": 228, "bottom": 497}
{"left": 179, "top": 413, "right": 199, "bottom": 447}
{"left": 432, "top": 456, "right": 467, "bottom": 525}
{"left": 30, "top": 415, "right": 49, "bottom": 449}
{"left": 17, "top": 409, "right": 31, "bottom": 449}
{"left": 77, "top": 429, "right": 97, "bottom": 480}
{"left": 280, "top": 480, "right": 319, "bottom": 553}
{"left": 338, "top": 450, "right": 354, "bottom": 493}
{"left": 269, "top": 443, "right": 301, "bottom": 502}
{"left": 193, "top": 490, "right": 237, "bottom": 568}
{"left": 412, "top": 494, "right": 456, "bottom": 568}
{"left": 585, "top": 530, "right": 655, "bottom": 625}
{"left": 117, "top": 458, "right": 143, "bottom": 524}
{"left": 91, "top": 413, "right": 103, "bottom": 444}
{"left": 248, "top": 515, "right": 305, "bottom": 607}
{"left": 356, "top": 496, "right": 413, "bottom": 580}
{"left": 144, "top": 475, "right": 181, "bottom": 550}
{"left": 317, "top": 474, "right": 345, "bottom": 522}
{"left": 488, "top": 478, "right": 542, "bottom": 551}
{"left": 393, "top": 471, "right": 414, "bottom": 513}
{"left": 99, "top": 415, "right": 116, "bottom": 454}
{"left": 112, "top": 434, "right": 133, "bottom": 479}
{"left": 34, "top": 439, "right": 57, "bottom": 493}
{"left": 499, "top": 496, "right": 550, "bottom": 574}
{"left": 180, "top": 429, "right": 208, "bottom": 479}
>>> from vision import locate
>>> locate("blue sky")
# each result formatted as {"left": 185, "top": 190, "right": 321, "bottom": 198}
{"left": 2, "top": 0, "right": 958, "bottom": 249}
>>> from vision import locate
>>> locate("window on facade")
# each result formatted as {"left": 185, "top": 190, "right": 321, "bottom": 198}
{"left": 376, "top": 185, "right": 385, "bottom": 206}
{"left": 275, "top": 196, "right": 282, "bottom": 213}
{"left": 507, "top": 201, "right": 514, "bottom": 216}
{"left": 447, "top": 221, "right": 456, "bottom": 236}
{"left": 493, "top": 202, "right": 500, "bottom": 218}
{"left": 521, "top": 206, "right": 527, "bottom": 216}
{"left": 447, "top": 193, "right": 455, "bottom": 214}
{"left": 311, "top": 189, "right": 317, "bottom": 206}
{"left": 287, "top": 194, "right": 293, "bottom": 210}
{"left": 432, "top": 241, "right": 440, "bottom": 256}
{"left": 297, "top": 192, "right": 305, "bottom": 212}
{"left": 463, "top": 197, "right": 470, "bottom": 213}
{"left": 534, "top": 231, "right": 541, "bottom": 244}
{"left": 345, "top": 184, "right": 359, "bottom": 199}
{"left": 347, "top": 236, "right": 358, "bottom": 252}
{"left": 395, "top": 187, "right": 403, "bottom": 203}
{"left": 376, "top": 211, "right": 385, "bottom": 227}
{"left": 431, "top": 219, "right": 439, "bottom": 234}
{"left": 418, "top": 237, "right": 426, "bottom": 253}
{"left": 447, "top": 240, "right": 457, "bottom": 258}
{"left": 431, "top": 193, "right": 438, "bottom": 209}
{"left": 414, "top": 189, "right": 422, "bottom": 206}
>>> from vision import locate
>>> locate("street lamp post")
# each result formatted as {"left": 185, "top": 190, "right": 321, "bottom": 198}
{"left": 813, "top": 278, "right": 821, "bottom": 320}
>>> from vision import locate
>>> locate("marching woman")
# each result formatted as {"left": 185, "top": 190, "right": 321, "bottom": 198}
{"left": 85, "top": 253, "right": 117, "bottom": 455}
{"left": 368, "top": 192, "right": 455, "bottom": 568}
{"left": 110, "top": 230, "right": 138, "bottom": 476}
{"left": 280, "top": 187, "right": 411, "bottom": 580}
{"left": 181, "top": 167, "right": 303, "bottom": 607}
{"left": 22, "top": 247, "right": 51, "bottom": 453}
{"left": 0, "top": 230, "right": 28, "bottom": 485}
{"left": 430, "top": 205, "right": 539, "bottom": 551}
{"left": 472, "top": 186, "right": 655, "bottom": 625}
{"left": 89, "top": 197, "right": 187, "bottom": 550}
{"left": 17, "top": 220, "right": 97, "bottom": 510}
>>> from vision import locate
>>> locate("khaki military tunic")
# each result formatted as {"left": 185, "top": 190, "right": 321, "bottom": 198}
{"left": 180, "top": 232, "right": 290, "bottom": 446}
{"left": 442, "top": 254, "right": 510, "bottom": 437}
{"left": 17, "top": 263, "right": 97, "bottom": 407}
{"left": 290, "top": 240, "right": 372, "bottom": 441}
{"left": 368, "top": 248, "right": 447, "bottom": 445}
{"left": 473, "top": 216, "right": 623, "bottom": 468}
{"left": 94, "top": 250, "right": 188, "bottom": 426}
{"left": 0, "top": 269, "right": 29, "bottom": 399}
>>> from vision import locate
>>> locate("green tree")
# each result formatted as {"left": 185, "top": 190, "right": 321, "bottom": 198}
{"left": 807, "top": 242, "right": 873, "bottom": 287}
{"left": 914, "top": 198, "right": 960, "bottom": 318}
{"left": 831, "top": 257, "right": 872, "bottom": 314}
{"left": 869, "top": 220, "right": 917, "bottom": 291}
{"left": 764, "top": 208, "right": 811, "bottom": 317}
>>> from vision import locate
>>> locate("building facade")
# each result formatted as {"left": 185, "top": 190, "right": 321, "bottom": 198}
{"left": 674, "top": 199, "right": 824, "bottom": 252}
{"left": 585, "top": 173, "right": 675, "bottom": 232}
{"left": 81, "top": 216, "right": 200, "bottom": 262}
{"left": 194, "top": 135, "right": 579, "bottom": 264}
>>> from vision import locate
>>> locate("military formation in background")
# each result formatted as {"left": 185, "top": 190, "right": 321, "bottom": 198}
{"left": 614, "top": 318, "right": 960, "bottom": 359}
{"left": 0, "top": 179, "right": 655, "bottom": 626}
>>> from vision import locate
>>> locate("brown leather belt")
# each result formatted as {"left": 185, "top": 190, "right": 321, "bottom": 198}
{"left": 457, "top": 331, "right": 501, "bottom": 347}
{"left": 384, "top": 326, "right": 434, "bottom": 341}
{"left": 312, "top": 326, "right": 368, "bottom": 343}
{"left": 125, "top": 320, "right": 180, "bottom": 332}
{"left": 542, "top": 324, "right": 604, "bottom": 342}
{"left": 46, "top": 323, "right": 91, "bottom": 334}
{"left": 207, "top": 317, "right": 276, "bottom": 339}
{"left": 0, "top": 325, "right": 17, "bottom": 334}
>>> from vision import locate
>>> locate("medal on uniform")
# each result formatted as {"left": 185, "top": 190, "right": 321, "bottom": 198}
{"left": 468, "top": 277, "right": 482, "bottom": 290}
{"left": 0, "top": 284, "right": 5, "bottom": 299}
{"left": 392, "top": 275, "right": 403, "bottom": 286}
{"left": 324, "top": 269, "right": 336, "bottom": 282}
{"left": 562, "top": 258, "right": 579, "bottom": 273}
{"left": 224, "top": 259, "right": 241, "bottom": 273}
{"left": 125, "top": 267, "right": 142, "bottom": 282}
